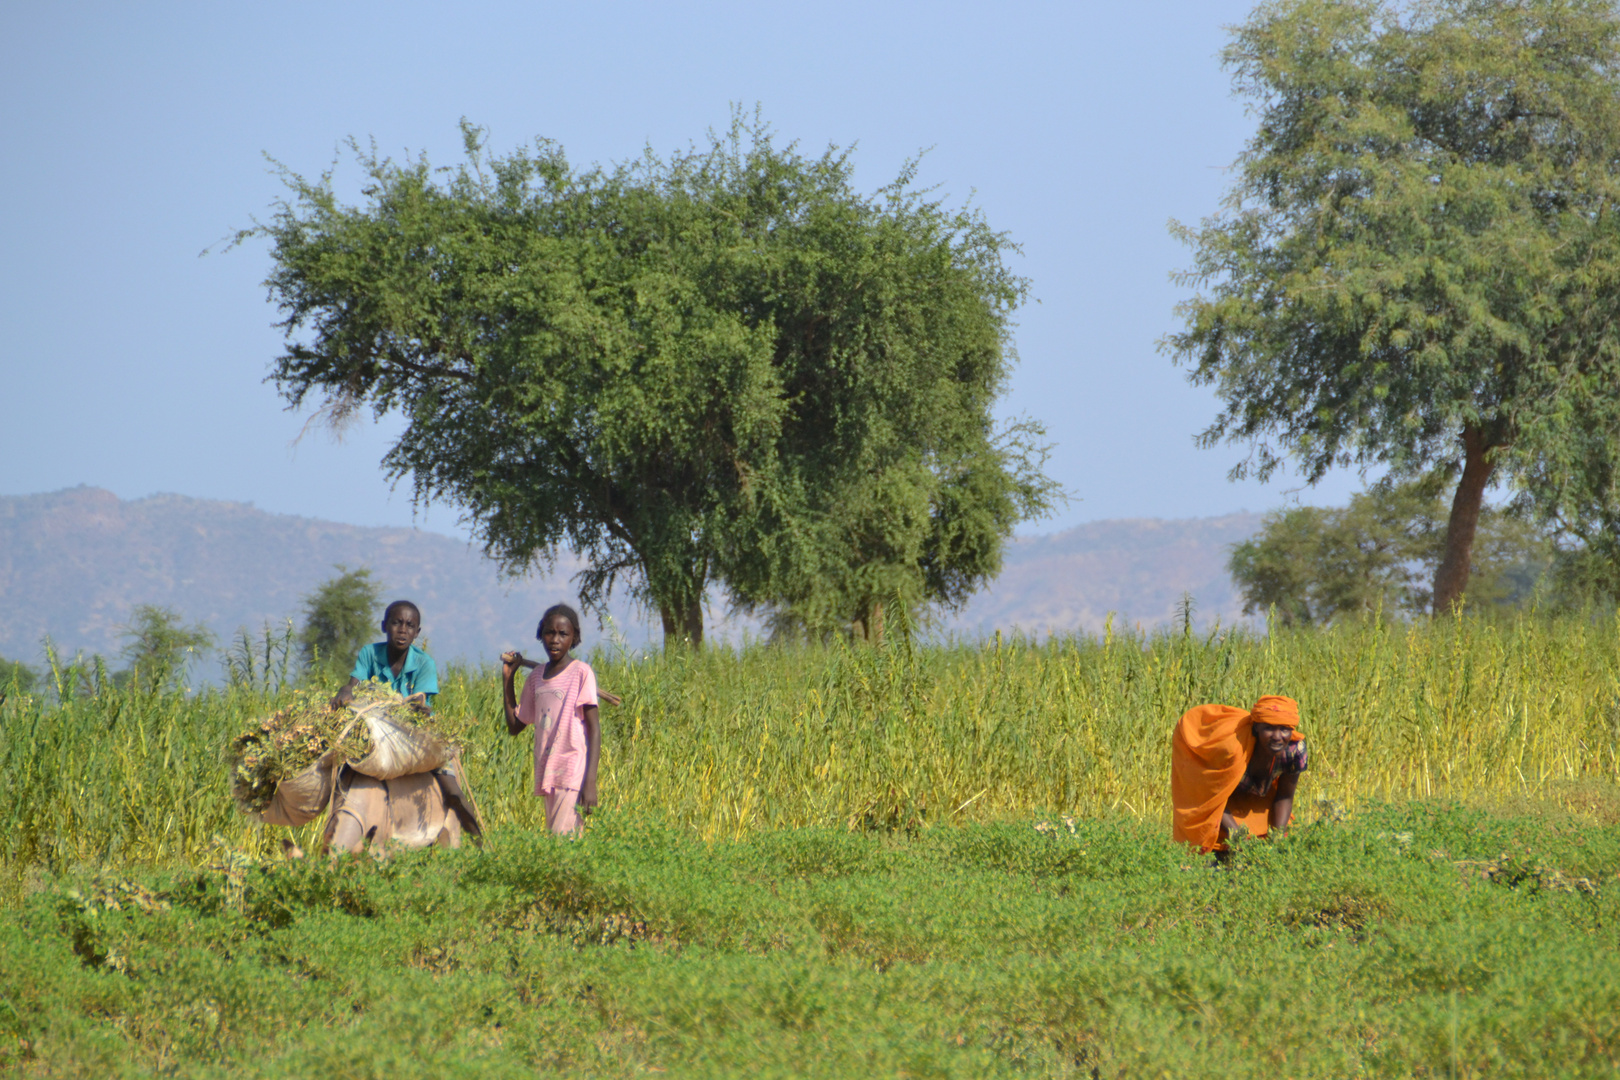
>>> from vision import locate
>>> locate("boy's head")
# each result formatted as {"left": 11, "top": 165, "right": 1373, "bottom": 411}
{"left": 536, "top": 604, "right": 582, "bottom": 650}
{"left": 382, "top": 600, "right": 422, "bottom": 650}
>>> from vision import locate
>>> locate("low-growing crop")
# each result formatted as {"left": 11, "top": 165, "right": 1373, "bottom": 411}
{"left": 0, "top": 806, "right": 1616, "bottom": 1078}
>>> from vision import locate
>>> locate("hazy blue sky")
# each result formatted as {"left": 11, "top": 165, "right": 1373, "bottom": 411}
{"left": 2, "top": 1, "right": 1367, "bottom": 541}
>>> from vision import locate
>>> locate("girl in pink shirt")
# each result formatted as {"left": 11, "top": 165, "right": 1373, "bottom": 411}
{"left": 501, "top": 604, "right": 600, "bottom": 836}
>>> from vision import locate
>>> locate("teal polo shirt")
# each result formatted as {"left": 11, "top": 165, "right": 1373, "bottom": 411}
{"left": 349, "top": 643, "right": 439, "bottom": 701}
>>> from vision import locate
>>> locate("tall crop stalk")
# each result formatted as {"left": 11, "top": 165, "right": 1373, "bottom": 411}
{"left": 2, "top": 614, "right": 1617, "bottom": 889}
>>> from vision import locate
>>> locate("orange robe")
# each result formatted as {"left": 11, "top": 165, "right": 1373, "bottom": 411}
{"left": 1171, "top": 697, "right": 1302, "bottom": 851}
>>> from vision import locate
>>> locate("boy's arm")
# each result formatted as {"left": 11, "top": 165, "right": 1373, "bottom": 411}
{"left": 579, "top": 703, "right": 601, "bottom": 812}
{"left": 331, "top": 677, "right": 359, "bottom": 709}
{"left": 415, "top": 655, "right": 439, "bottom": 710}
{"left": 334, "top": 645, "right": 375, "bottom": 708}
{"left": 500, "top": 652, "right": 525, "bottom": 736}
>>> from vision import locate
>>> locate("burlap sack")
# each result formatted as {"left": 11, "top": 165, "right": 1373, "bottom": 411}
{"left": 345, "top": 703, "right": 452, "bottom": 780}
{"left": 256, "top": 754, "right": 339, "bottom": 827}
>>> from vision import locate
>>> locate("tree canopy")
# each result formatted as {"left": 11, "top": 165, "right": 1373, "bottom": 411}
{"left": 1229, "top": 479, "right": 1550, "bottom": 625}
{"left": 1167, "top": 0, "right": 1620, "bottom": 614}
{"left": 248, "top": 115, "right": 1056, "bottom": 646}
{"left": 298, "top": 566, "right": 383, "bottom": 680}
{"left": 117, "top": 605, "right": 214, "bottom": 692}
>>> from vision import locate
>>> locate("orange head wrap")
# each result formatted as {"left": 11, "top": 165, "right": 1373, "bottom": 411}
{"left": 1248, "top": 695, "right": 1300, "bottom": 729}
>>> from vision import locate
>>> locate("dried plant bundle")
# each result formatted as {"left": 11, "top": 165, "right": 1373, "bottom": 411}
{"left": 227, "top": 681, "right": 475, "bottom": 814}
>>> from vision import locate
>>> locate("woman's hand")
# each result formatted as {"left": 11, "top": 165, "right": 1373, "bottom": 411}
{"left": 501, "top": 651, "right": 524, "bottom": 681}
{"left": 579, "top": 776, "right": 598, "bottom": 814}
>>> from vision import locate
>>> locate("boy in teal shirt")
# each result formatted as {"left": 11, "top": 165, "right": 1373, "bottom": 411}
{"left": 319, "top": 599, "right": 484, "bottom": 854}
{"left": 331, "top": 600, "right": 439, "bottom": 708}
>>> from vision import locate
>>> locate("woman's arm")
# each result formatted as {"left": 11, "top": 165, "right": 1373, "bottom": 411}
{"left": 500, "top": 652, "right": 525, "bottom": 736}
{"left": 1269, "top": 771, "right": 1300, "bottom": 837}
{"left": 579, "top": 703, "right": 601, "bottom": 812}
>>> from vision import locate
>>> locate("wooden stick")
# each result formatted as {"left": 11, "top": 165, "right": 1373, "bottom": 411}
{"left": 508, "top": 654, "right": 622, "bottom": 706}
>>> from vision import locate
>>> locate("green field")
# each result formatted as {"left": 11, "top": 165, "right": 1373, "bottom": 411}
{"left": 2, "top": 616, "right": 1619, "bottom": 1076}
{"left": 4, "top": 804, "right": 1619, "bottom": 1078}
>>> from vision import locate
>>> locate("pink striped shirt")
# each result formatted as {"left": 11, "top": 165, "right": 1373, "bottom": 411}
{"left": 516, "top": 659, "right": 598, "bottom": 795}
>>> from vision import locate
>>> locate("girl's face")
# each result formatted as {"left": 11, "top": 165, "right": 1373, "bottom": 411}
{"left": 540, "top": 616, "right": 577, "bottom": 661}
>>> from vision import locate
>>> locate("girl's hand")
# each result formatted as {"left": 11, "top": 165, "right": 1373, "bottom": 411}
{"left": 501, "top": 651, "right": 523, "bottom": 680}
{"left": 579, "top": 778, "right": 598, "bottom": 814}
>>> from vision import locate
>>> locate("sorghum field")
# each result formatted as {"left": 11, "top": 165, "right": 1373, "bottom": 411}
{"left": 1, "top": 614, "right": 1617, "bottom": 1077}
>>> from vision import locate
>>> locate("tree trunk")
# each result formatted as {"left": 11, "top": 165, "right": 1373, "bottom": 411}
{"left": 659, "top": 597, "right": 704, "bottom": 649}
{"left": 1431, "top": 426, "right": 1497, "bottom": 616}
{"left": 852, "top": 600, "right": 886, "bottom": 645}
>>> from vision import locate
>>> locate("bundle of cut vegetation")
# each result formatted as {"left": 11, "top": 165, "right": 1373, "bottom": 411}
{"left": 227, "top": 681, "right": 476, "bottom": 819}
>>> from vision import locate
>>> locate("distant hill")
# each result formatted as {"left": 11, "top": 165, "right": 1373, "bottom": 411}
{"left": 0, "top": 487, "right": 603, "bottom": 669}
{"left": 0, "top": 488, "right": 1263, "bottom": 668}
{"left": 946, "top": 512, "right": 1264, "bottom": 639}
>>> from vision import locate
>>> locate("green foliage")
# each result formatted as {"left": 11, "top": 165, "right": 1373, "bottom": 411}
{"left": 1548, "top": 543, "right": 1620, "bottom": 609}
{"left": 1523, "top": 422, "right": 1620, "bottom": 604}
{"left": 0, "top": 656, "right": 38, "bottom": 697}
{"left": 1229, "top": 480, "right": 1553, "bottom": 623}
{"left": 2, "top": 805, "right": 1618, "bottom": 1077}
{"left": 1167, "top": 0, "right": 1620, "bottom": 609}
{"left": 222, "top": 620, "right": 299, "bottom": 694}
{"left": 117, "top": 605, "right": 214, "bottom": 693}
{"left": 297, "top": 566, "right": 382, "bottom": 681}
{"left": 3, "top": 615, "right": 1618, "bottom": 882}
{"left": 1468, "top": 510, "right": 1558, "bottom": 608}
{"left": 4, "top": 615, "right": 1620, "bottom": 1074}
{"left": 245, "top": 111, "right": 1056, "bottom": 646}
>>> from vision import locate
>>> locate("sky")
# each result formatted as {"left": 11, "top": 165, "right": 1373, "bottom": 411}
{"left": 1, "top": 0, "right": 1369, "bottom": 543}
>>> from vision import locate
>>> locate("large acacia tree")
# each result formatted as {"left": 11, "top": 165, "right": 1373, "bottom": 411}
{"left": 248, "top": 117, "right": 1053, "bottom": 645}
{"left": 714, "top": 159, "right": 1059, "bottom": 640}
{"left": 1167, "top": 0, "right": 1620, "bottom": 614}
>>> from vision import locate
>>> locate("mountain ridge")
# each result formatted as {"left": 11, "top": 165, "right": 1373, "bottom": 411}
{"left": 0, "top": 487, "right": 1263, "bottom": 666}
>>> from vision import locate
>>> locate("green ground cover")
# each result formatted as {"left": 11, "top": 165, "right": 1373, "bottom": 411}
{"left": 3, "top": 803, "right": 1618, "bottom": 1078}
{"left": 3, "top": 616, "right": 1618, "bottom": 1075}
